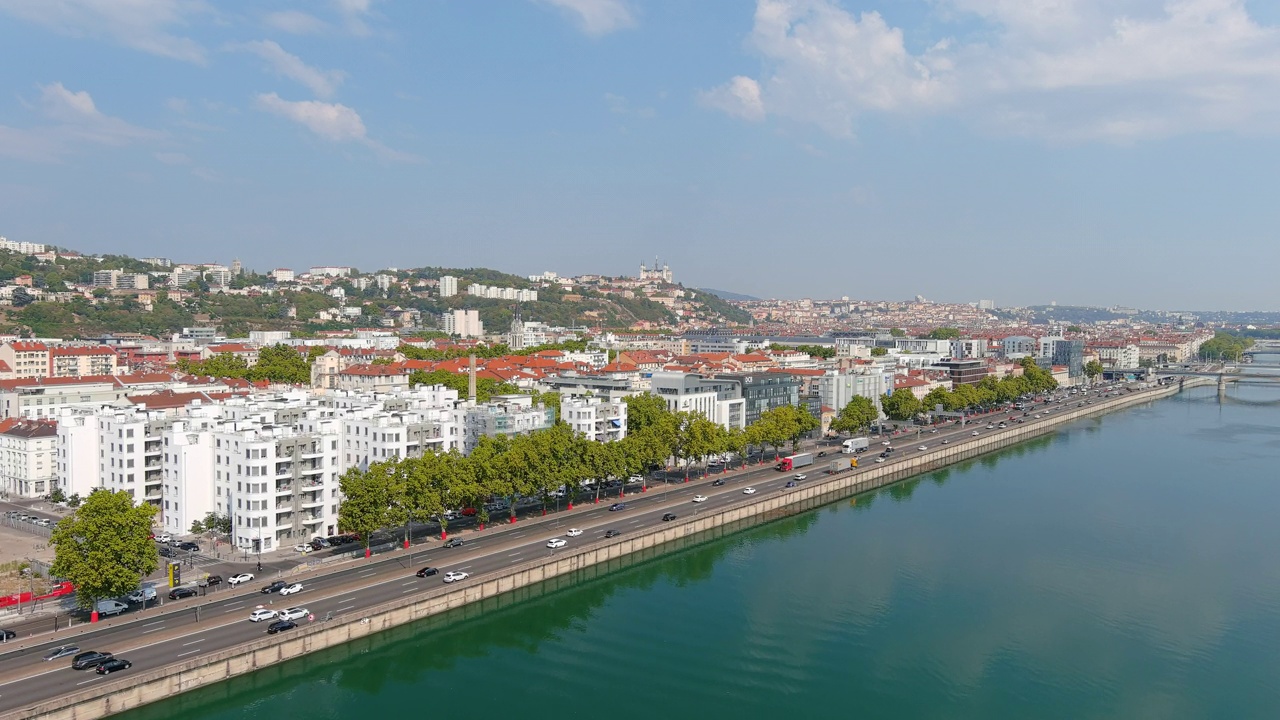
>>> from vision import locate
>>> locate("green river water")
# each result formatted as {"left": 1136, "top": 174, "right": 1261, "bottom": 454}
{"left": 117, "top": 380, "right": 1280, "bottom": 720}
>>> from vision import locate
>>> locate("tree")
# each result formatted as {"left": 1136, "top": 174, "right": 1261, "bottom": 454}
{"left": 830, "top": 396, "right": 878, "bottom": 436}
{"left": 49, "top": 487, "right": 67, "bottom": 504}
{"left": 1067, "top": 325, "right": 1083, "bottom": 333}
{"left": 248, "top": 344, "right": 311, "bottom": 384}
{"left": 870, "top": 347, "right": 888, "bottom": 357}
{"left": 50, "top": 490, "right": 159, "bottom": 613}
{"left": 338, "top": 463, "right": 393, "bottom": 558}
{"left": 189, "top": 517, "right": 205, "bottom": 535}
{"left": 889, "top": 328, "right": 906, "bottom": 338}
{"left": 11, "top": 287, "right": 34, "bottom": 307}
{"left": 926, "top": 327, "right": 960, "bottom": 340}
{"left": 881, "top": 388, "right": 922, "bottom": 421}
{"left": 1083, "top": 360, "right": 1104, "bottom": 380}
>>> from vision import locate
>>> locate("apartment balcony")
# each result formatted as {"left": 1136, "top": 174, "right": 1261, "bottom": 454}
{"left": 301, "top": 448, "right": 323, "bottom": 459}
{"left": 275, "top": 463, "right": 293, "bottom": 476}
{"left": 143, "top": 491, "right": 163, "bottom": 502}
{"left": 300, "top": 465, "right": 324, "bottom": 476}
{"left": 301, "top": 498, "right": 325, "bottom": 510}
{"left": 275, "top": 483, "right": 294, "bottom": 495}
{"left": 145, "top": 460, "right": 161, "bottom": 469}
{"left": 301, "top": 516, "right": 324, "bottom": 526}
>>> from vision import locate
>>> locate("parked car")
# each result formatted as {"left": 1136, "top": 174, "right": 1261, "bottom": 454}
{"left": 278, "top": 583, "right": 303, "bottom": 596}
{"left": 279, "top": 607, "right": 309, "bottom": 621}
{"left": 443, "top": 538, "right": 464, "bottom": 548}
{"left": 71, "top": 651, "right": 113, "bottom": 670}
{"left": 293, "top": 544, "right": 312, "bottom": 554}
{"left": 200, "top": 575, "right": 222, "bottom": 588}
{"left": 261, "top": 581, "right": 287, "bottom": 594}
{"left": 266, "top": 620, "right": 297, "bottom": 635}
{"left": 605, "top": 530, "right": 621, "bottom": 538}
{"left": 662, "top": 513, "right": 677, "bottom": 521}
{"left": 443, "top": 571, "right": 469, "bottom": 583}
{"left": 43, "top": 646, "right": 79, "bottom": 661}
{"left": 461, "top": 507, "right": 478, "bottom": 516}
{"left": 154, "top": 533, "right": 172, "bottom": 543}
{"left": 416, "top": 566, "right": 439, "bottom": 577}
{"left": 309, "top": 539, "right": 326, "bottom": 551}
{"left": 228, "top": 573, "right": 254, "bottom": 586}
{"left": 0, "top": 629, "right": 15, "bottom": 641}
{"left": 158, "top": 546, "right": 175, "bottom": 558}
{"left": 546, "top": 538, "right": 567, "bottom": 549}
{"left": 176, "top": 541, "right": 200, "bottom": 552}
{"left": 95, "top": 659, "right": 132, "bottom": 675}
{"left": 126, "top": 587, "right": 156, "bottom": 604}
{"left": 249, "top": 609, "right": 278, "bottom": 622}
{"left": 168, "top": 586, "right": 198, "bottom": 600}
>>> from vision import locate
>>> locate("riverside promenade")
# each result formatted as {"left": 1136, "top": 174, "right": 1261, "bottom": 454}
{"left": 0, "top": 380, "right": 1203, "bottom": 720}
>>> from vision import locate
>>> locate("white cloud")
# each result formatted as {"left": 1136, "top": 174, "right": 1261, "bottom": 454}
{"left": 255, "top": 93, "right": 365, "bottom": 141}
{"left": 264, "top": 9, "right": 328, "bottom": 35}
{"left": 0, "top": 82, "right": 160, "bottom": 161}
{"left": 705, "top": 0, "right": 1280, "bottom": 141}
{"left": 0, "top": 0, "right": 209, "bottom": 64}
{"left": 698, "top": 76, "right": 766, "bottom": 122}
{"left": 536, "top": 0, "right": 634, "bottom": 36}
{"left": 333, "top": 0, "right": 377, "bottom": 36}
{"left": 229, "top": 40, "right": 346, "bottom": 98}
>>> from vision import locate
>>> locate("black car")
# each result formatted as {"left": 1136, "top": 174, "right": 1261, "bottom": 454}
{"left": 266, "top": 620, "right": 297, "bottom": 635}
{"left": 158, "top": 546, "right": 174, "bottom": 558}
{"left": 415, "top": 566, "right": 439, "bottom": 577}
{"left": 95, "top": 659, "right": 132, "bottom": 675}
{"left": 604, "top": 530, "right": 621, "bottom": 538}
{"left": 176, "top": 541, "right": 200, "bottom": 552}
{"left": 661, "top": 513, "right": 677, "bottom": 521}
{"left": 199, "top": 575, "right": 222, "bottom": 588}
{"left": 169, "top": 587, "right": 198, "bottom": 600}
{"left": 72, "top": 651, "right": 113, "bottom": 670}
{"left": 817, "top": 451, "right": 827, "bottom": 457}
{"left": 0, "top": 629, "right": 15, "bottom": 641}
{"left": 711, "top": 479, "right": 726, "bottom": 487}
{"left": 609, "top": 503, "right": 626, "bottom": 512}
{"left": 443, "top": 538, "right": 463, "bottom": 549}
{"left": 785, "top": 480, "right": 798, "bottom": 488}
{"left": 261, "top": 580, "right": 287, "bottom": 594}
{"left": 309, "top": 539, "right": 325, "bottom": 550}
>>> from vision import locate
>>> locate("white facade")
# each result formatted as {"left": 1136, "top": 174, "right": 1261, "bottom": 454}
{"left": 442, "top": 309, "right": 484, "bottom": 338}
{"left": 439, "top": 275, "right": 458, "bottom": 297}
{"left": 816, "top": 368, "right": 889, "bottom": 416}
{"left": 0, "top": 422, "right": 57, "bottom": 498}
{"left": 561, "top": 396, "right": 627, "bottom": 443}
{"left": 0, "top": 238, "right": 46, "bottom": 255}
{"left": 160, "top": 419, "right": 216, "bottom": 535}
{"left": 55, "top": 411, "right": 101, "bottom": 499}
{"left": 270, "top": 269, "right": 295, "bottom": 283}
{"left": 1093, "top": 343, "right": 1141, "bottom": 369}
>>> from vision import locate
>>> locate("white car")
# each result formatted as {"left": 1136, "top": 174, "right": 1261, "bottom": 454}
{"left": 293, "top": 544, "right": 312, "bottom": 554}
{"left": 692, "top": 495, "right": 708, "bottom": 503}
{"left": 628, "top": 475, "right": 643, "bottom": 484}
{"left": 941, "top": 439, "right": 950, "bottom": 445}
{"left": 881, "top": 440, "right": 891, "bottom": 445}
{"left": 279, "top": 607, "right": 309, "bottom": 621}
{"left": 279, "top": 583, "right": 303, "bottom": 596}
{"left": 743, "top": 487, "right": 757, "bottom": 495}
{"left": 249, "top": 609, "right": 277, "bottom": 622}
{"left": 546, "top": 538, "right": 567, "bottom": 549}
{"left": 875, "top": 456, "right": 886, "bottom": 463}
{"left": 228, "top": 573, "right": 254, "bottom": 586}
{"left": 566, "top": 528, "right": 583, "bottom": 537}
{"left": 917, "top": 446, "right": 928, "bottom": 451}
{"left": 443, "top": 571, "right": 469, "bottom": 583}
{"left": 793, "top": 474, "right": 807, "bottom": 481}
{"left": 971, "top": 431, "right": 980, "bottom": 436}
{"left": 154, "top": 532, "right": 172, "bottom": 543}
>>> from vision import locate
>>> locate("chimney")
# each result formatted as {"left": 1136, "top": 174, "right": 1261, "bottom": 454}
{"left": 468, "top": 353, "right": 477, "bottom": 404}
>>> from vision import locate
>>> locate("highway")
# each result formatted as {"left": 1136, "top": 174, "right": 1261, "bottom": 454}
{"left": 0, "top": 383, "right": 1142, "bottom": 714}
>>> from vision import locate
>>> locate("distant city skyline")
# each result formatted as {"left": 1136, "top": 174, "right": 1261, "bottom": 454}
{"left": 2, "top": 1, "right": 1280, "bottom": 310}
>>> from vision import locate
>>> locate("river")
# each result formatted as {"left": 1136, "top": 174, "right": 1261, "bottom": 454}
{"left": 116, "top": 377, "right": 1280, "bottom": 720}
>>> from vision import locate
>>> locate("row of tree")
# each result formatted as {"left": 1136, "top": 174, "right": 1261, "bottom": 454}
{"left": 176, "top": 344, "right": 324, "bottom": 384}
{"left": 1198, "top": 332, "right": 1254, "bottom": 361}
{"left": 337, "top": 395, "right": 821, "bottom": 553}
{"left": 879, "top": 358, "right": 1060, "bottom": 421}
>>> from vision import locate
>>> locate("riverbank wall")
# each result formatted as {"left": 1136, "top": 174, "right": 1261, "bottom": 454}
{"left": 7, "top": 381, "right": 1204, "bottom": 720}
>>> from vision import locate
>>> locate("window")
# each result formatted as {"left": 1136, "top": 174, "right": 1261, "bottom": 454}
{"left": 126, "top": 429, "right": 134, "bottom": 438}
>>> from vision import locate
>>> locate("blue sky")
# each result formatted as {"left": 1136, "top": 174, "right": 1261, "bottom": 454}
{"left": 2, "top": 0, "right": 1279, "bottom": 311}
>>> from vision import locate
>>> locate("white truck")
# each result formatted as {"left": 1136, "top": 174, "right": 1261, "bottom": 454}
{"left": 95, "top": 600, "right": 128, "bottom": 617}
{"left": 841, "top": 437, "right": 870, "bottom": 454}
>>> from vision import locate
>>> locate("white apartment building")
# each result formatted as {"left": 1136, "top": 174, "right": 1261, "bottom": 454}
{"left": 0, "top": 420, "right": 57, "bottom": 498}
{"left": 160, "top": 417, "right": 216, "bottom": 535}
{"left": 270, "top": 269, "right": 295, "bottom": 283}
{"left": 453, "top": 395, "right": 555, "bottom": 454}
{"left": 0, "top": 238, "right": 46, "bottom": 255}
{"left": 0, "top": 342, "right": 51, "bottom": 379}
{"left": 1091, "top": 343, "right": 1141, "bottom": 369}
{"left": 561, "top": 396, "right": 626, "bottom": 443}
{"left": 54, "top": 411, "right": 101, "bottom": 498}
{"left": 439, "top": 275, "right": 458, "bottom": 297}
{"left": 815, "top": 368, "right": 889, "bottom": 417}
{"left": 648, "top": 372, "right": 746, "bottom": 430}
{"left": 442, "top": 309, "right": 484, "bottom": 338}
{"left": 49, "top": 346, "right": 120, "bottom": 377}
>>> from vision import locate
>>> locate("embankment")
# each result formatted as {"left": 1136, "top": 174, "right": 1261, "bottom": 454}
{"left": 6, "top": 381, "right": 1202, "bottom": 720}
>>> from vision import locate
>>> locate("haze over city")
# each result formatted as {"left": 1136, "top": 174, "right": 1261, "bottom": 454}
{"left": 2, "top": 0, "right": 1279, "bottom": 308}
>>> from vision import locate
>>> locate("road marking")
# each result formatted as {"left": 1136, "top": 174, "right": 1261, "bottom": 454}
{"left": 142, "top": 620, "right": 164, "bottom": 628}
{"left": 142, "top": 627, "right": 165, "bottom": 634}
{"left": 176, "top": 649, "right": 201, "bottom": 658}
{"left": 457, "top": 565, "right": 472, "bottom": 571}
{"left": 509, "top": 532, "right": 525, "bottom": 538}
{"left": 337, "top": 595, "right": 357, "bottom": 603}
{"left": 401, "top": 589, "right": 416, "bottom": 594}
{"left": 507, "top": 551, "right": 523, "bottom": 557}
{"left": 400, "top": 581, "right": 416, "bottom": 587}
{"left": 335, "top": 605, "right": 355, "bottom": 613}
{"left": 181, "top": 638, "right": 204, "bottom": 647}
{"left": 358, "top": 570, "right": 377, "bottom": 578}
{"left": 222, "top": 604, "right": 245, "bottom": 613}
{"left": 76, "top": 677, "right": 102, "bottom": 686}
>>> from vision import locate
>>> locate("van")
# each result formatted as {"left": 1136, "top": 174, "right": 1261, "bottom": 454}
{"left": 95, "top": 600, "right": 128, "bottom": 617}
{"left": 126, "top": 586, "right": 156, "bottom": 604}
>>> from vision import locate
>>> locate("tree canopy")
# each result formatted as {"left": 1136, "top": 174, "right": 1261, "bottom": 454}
{"left": 50, "top": 490, "right": 159, "bottom": 610}
{"left": 830, "top": 396, "right": 879, "bottom": 435}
